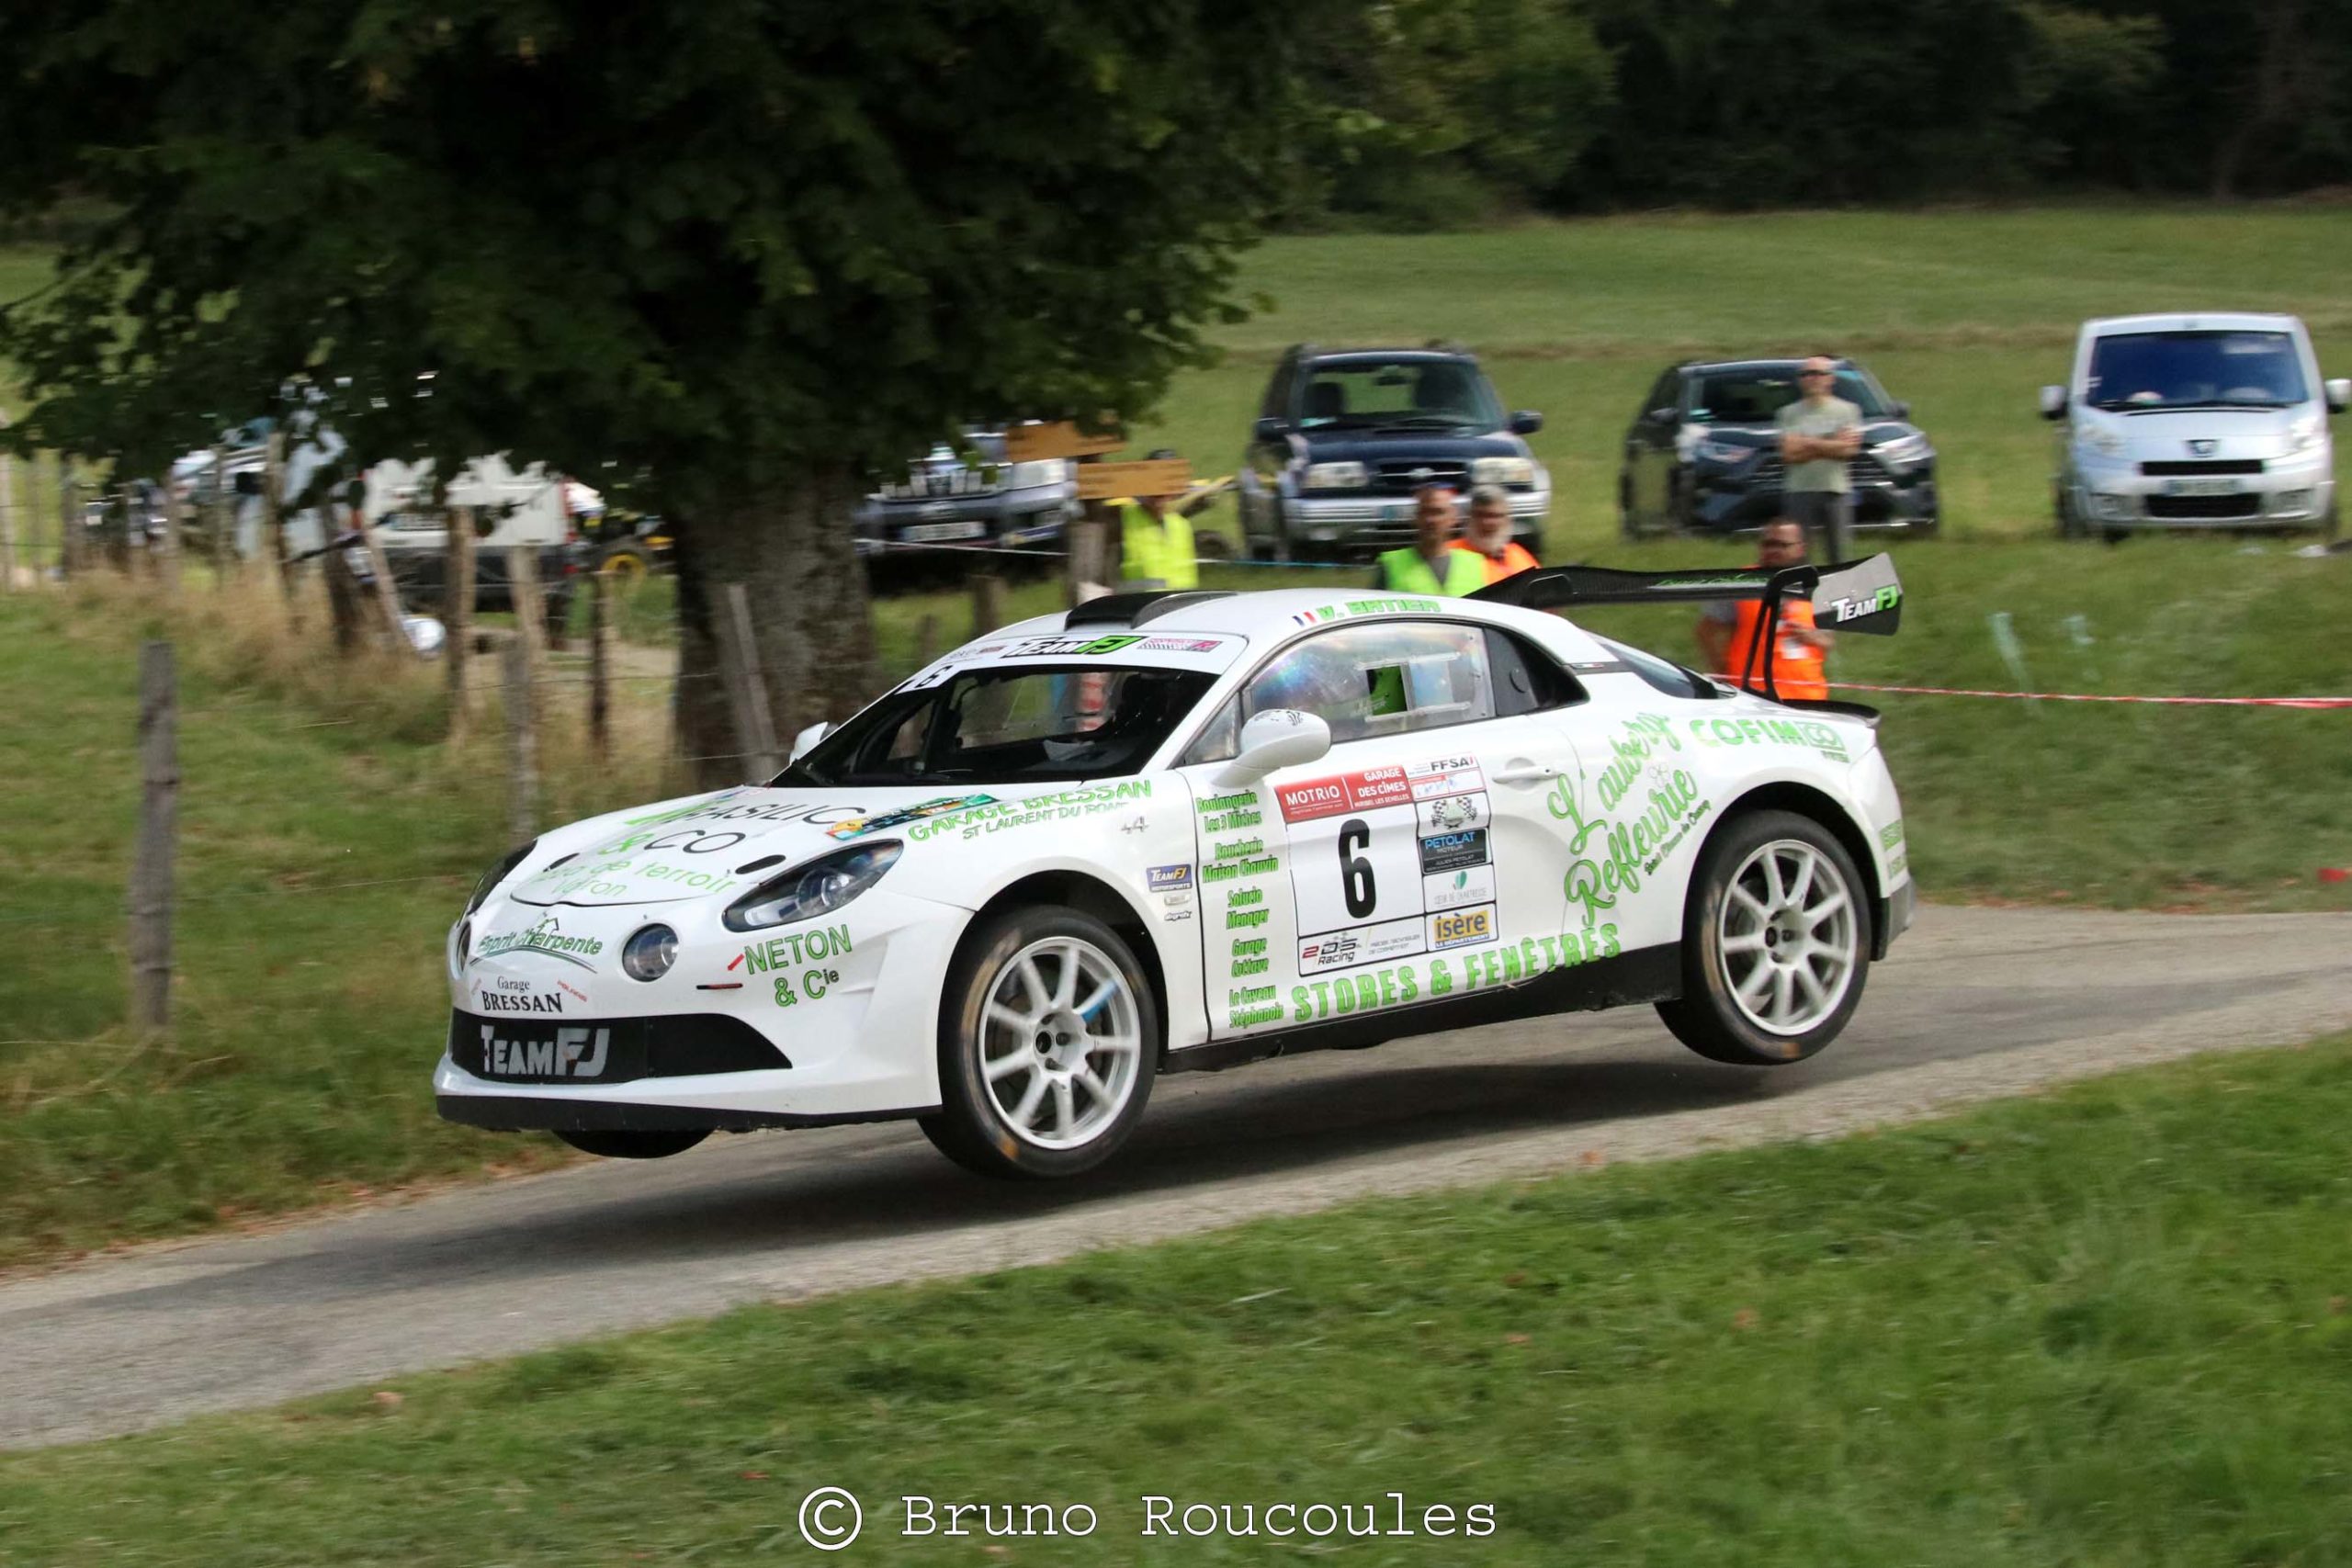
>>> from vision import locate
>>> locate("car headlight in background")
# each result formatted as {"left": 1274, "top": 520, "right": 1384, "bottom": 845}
{"left": 1300, "top": 461, "right": 1368, "bottom": 491}
{"left": 621, "top": 924, "right": 679, "bottom": 982}
{"left": 449, "top": 919, "right": 471, "bottom": 980}
{"left": 1470, "top": 456, "right": 1536, "bottom": 486}
{"left": 1871, "top": 433, "right": 1932, "bottom": 470}
{"left": 2082, "top": 427, "right": 2129, "bottom": 459}
{"left": 466, "top": 840, "right": 537, "bottom": 915}
{"left": 2286, "top": 420, "right": 2324, "bottom": 455}
{"left": 1005, "top": 458, "right": 1070, "bottom": 489}
{"left": 725, "top": 842, "right": 903, "bottom": 932}
{"left": 1692, "top": 438, "right": 1753, "bottom": 467}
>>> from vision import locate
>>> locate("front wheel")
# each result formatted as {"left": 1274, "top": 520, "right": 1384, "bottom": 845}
{"left": 1657, "top": 810, "right": 1871, "bottom": 1066}
{"left": 922, "top": 908, "right": 1159, "bottom": 1179}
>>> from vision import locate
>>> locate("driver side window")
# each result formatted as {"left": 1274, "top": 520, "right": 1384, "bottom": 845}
{"left": 1188, "top": 623, "right": 1496, "bottom": 764}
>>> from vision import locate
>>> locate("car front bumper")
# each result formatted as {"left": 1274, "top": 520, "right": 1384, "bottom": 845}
{"left": 1691, "top": 470, "right": 1939, "bottom": 533}
{"left": 854, "top": 486, "right": 1078, "bottom": 558}
{"left": 2070, "top": 467, "right": 2334, "bottom": 531}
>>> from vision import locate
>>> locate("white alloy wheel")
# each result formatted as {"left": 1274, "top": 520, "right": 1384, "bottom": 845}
{"left": 1718, "top": 838, "right": 1860, "bottom": 1036}
{"left": 978, "top": 935, "right": 1147, "bottom": 1151}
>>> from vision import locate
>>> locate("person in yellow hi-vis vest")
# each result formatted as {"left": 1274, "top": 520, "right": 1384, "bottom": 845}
{"left": 1117, "top": 449, "right": 1200, "bottom": 592}
{"left": 1373, "top": 485, "right": 1485, "bottom": 596}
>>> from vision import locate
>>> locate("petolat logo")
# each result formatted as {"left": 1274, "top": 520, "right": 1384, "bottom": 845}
{"left": 481, "top": 1024, "right": 608, "bottom": 1077}
{"left": 475, "top": 914, "right": 605, "bottom": 969}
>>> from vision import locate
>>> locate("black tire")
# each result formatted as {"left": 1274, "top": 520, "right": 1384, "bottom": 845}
{"left": 1656, "top": 809, "right": 1872, "bottom": 1066}
{"left": 1618, "top": 474, "right": 1644, "bottom": 539}
{"left": 554, "top": 1128, "right": 710, "bottom": 1159}
{"left": 2056, "top": 486, "right": 2086, "bottom": 540}
{"left": 597, "top": 539, "right": 658, "bottom": 579}
{"left": 922, "top": 907, "right": 1159, "bottom": 1179}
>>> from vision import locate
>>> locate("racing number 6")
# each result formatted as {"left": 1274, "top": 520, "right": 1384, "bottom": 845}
{"left": 1338, "top": 818, "right": 1377, "bottom": 919}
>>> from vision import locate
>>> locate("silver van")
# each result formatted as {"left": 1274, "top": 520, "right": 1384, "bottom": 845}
{"left": 2041, "top": 312, "right": 2347, "bottom": 539}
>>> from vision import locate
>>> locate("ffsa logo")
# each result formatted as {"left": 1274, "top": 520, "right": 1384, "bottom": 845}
{"left": 481, "top": 1024, "right": 610, "bottom": 1077}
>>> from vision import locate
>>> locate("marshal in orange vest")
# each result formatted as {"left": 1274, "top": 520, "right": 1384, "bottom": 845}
{"left": 1717, "top": 595, "right": 1827, "bottom": 702}
{"left": 1450, "top": 537, "right": 1540, "bottom": 586}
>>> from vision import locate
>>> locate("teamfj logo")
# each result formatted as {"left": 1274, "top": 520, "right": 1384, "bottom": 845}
{"left": 480, "top": 1024, "right": 609, "bottom": 1078}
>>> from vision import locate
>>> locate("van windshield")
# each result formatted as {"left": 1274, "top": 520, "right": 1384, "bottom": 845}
{"left": 2086, "top": 331, "right": 2309, "bottom": 411}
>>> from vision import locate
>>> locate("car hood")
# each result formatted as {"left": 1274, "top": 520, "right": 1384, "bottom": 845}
{"left": 503, "top": 780, "right": 1155, "bottom": 908}
{"left": 1294, "top": 431, "right": 1531, "bottom": 462}
{"left": 2075, "top": 404, "right": 2323, "bottom": 462}
{"left": 1683, "top": 419, "right": 1921, "bottom": 451}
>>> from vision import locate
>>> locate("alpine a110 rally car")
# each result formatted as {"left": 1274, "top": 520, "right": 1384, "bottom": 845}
{"left": 437, "top": 558, "right": 1914, "bottom": 1179}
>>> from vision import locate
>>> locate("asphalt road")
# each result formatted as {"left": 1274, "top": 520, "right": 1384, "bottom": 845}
{"left": 6, "top": 906, "right": 2349, "bottom": 1450}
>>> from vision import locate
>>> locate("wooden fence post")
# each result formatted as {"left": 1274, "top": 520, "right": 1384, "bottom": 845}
{"left": 262, "top": 430, "right": 289, "bottom": 600}
{"left": 209, "top": 444, "right": 233, "bottom": 579}
{"left": 970, "top": 572, "right": 1004, "bottom": 638}
{"left": 506, "top": 541, "right": 546, "bottom": 682}
{"left": 588, "top": 566, "right": 611, "bottom": 762}
{"left": 913, "top": 610, "right": 939, "bottom": 670}
{"left": 503, "top": 635, "right": 537, "bottom": 841}
{"left": 357, "top": 514, "right": 407, "bottom": 649}
{"left": 445, "top": 505, "right": 475, "bottom": 738}
{"left": 156, "top": 475, "right": 184, "bottom": 592}
{"left": 129, "top": 641, "right": 179, "bottom": 1033}
{"left": 715, "top": 581, "right": 780, "bottom": 780}
{"left": 58, "top": 462, "right": 81, "bottom": 579}
{"left": 0, "top": 409, "right": 17, "bottom": 592}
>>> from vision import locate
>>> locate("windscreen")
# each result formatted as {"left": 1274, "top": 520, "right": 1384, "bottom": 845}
{"left": 1296, "top": 359, "right": 1501, "bottom": 431}
{"left": 1690, "top": 367, "right": 1892, "bottom": 422}
{"left": 780, "top": 665, "right": 1216, "bottom": 786}
{"left": 2086, "top": 332, "right": 2309, "bottom": 411}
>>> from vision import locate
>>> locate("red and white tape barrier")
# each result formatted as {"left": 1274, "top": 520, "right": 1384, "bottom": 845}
{"left": 1829, "top": 682, "right": 2352, "bottom": 710}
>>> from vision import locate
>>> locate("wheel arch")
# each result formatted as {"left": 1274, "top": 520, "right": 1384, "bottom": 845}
{"left": 962, "top": 870, "right": 1172, "bottom": 1064}
{"left": 1702, "top": 780, "right": 1892, "bottom": 958}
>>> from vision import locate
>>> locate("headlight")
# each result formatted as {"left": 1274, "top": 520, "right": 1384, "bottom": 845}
{"left": 1006, "top": 459, "right": 1069, "bottom": 488}
{"left": 1300, "top": 461, "right": 1367, "bottom": 491}
{"left": 1470, "top": 456, "right": 1535, "bottom": 486}
{"left": 1692, "top": 438, "right": 1753, "bottom": 467}
{"left": 449, "top": 919, "right": 471, "bottom": 980}
{"left": 2082, "top": 428, "right": 2128, "bottom": 459}
{"left": 724, "top": 842, "right": 903, "bottom": 932}
{"left": 466, "top": 840, "right": 536, "bottom": 915}
{"left": 621, "top": 924, "right": 678, "bottom": 982}
{"left": 2287, "top": 420, "right": 2324, "bottom": 455}
{"left": 1872, "top": 433, "right": 1932, "bottom": 469}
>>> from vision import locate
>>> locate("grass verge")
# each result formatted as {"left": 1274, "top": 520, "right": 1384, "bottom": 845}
{"left": 4, "top": 1035, "right": 2347, "bottom": 1565}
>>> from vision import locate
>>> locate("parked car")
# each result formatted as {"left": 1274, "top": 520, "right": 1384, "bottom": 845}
{"left": 1618, "top": 357, "right": 1939, "bottom": 537}
{"left": 854, "top": 429, "right": 1078, "bottom": 574}
{"left": 436, "top": 560, "right": 1914, "bottom": 1179}
{"left": 1237, "top": 344, "right": 1548, "bottom": 560}
{"left": 2041, "top": 312, "right": 2348, "bottom": 540}
{"left": 365, "top": 457, "right": 583, "bottom": 634}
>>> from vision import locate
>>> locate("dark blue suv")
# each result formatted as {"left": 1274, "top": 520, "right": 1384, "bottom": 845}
{"left": 1238, "top": 344, "right": 1549, "bottom": 560}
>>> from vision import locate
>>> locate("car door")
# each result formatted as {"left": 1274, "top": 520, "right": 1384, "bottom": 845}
{"left": 1171, "top": 617, "right": 1600, "bottom": 1047}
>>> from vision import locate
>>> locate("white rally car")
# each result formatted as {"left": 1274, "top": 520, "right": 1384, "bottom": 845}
{"left": 438, "top": 560, "right": 1914, "bottom": 1178}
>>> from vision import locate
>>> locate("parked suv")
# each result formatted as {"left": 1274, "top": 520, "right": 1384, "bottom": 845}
{"left": 2041, "top": 312, "right": 2347, "bottom": 540}
{"left": 1238, "top": 344, "right": 1548, "bottom": 559}
{"left": 1618, "top": 357, "right": 1939, "bottom": 537}
{"left": 854, "top": 429, "right": 1079, "bottom": 570}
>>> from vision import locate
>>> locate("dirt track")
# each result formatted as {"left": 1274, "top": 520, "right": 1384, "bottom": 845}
{"left": 5, "top": 905, "right": 2348, "bottom": 1450}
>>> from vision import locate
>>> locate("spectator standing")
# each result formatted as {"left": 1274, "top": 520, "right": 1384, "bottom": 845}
{"left": 1374, "top": 485, "right": 1485, "bottom": 595}
{"left": 1777, "top": 356, "right": 1860, "bottom": 559}
{"left": 1694, "top": 518, "right": 1834, "bottom": 701}
{"left": 1452, "top": 484, "right": 1539, "bottom": 585}
{"left": 1117, "top": 448, "right": 1201, "bottom": 592}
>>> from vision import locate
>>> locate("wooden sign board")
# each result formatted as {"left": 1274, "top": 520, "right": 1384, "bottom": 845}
{"left": 1003, "top": 422, "right": 1126, "bottom": 464}
{"left": 1077, "top": 458, "right": 1191, "bottom": 502}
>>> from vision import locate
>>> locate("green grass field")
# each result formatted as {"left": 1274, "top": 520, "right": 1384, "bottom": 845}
{"left": 4, "top": 204, "right": 2349, "bottom": 1268}
{"left": 6, "top": 1035, "right": 2347, "bottom": 1566}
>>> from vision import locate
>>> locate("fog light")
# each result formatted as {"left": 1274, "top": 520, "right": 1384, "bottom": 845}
{"left": 2272, "top": 490, "right": 2315, "bottom": 514}
{"left": 621, "top": 924, "right": 678, "bottom": 982}
{"left": 2093, "top": 492, "right": 2137, "bottom": 522}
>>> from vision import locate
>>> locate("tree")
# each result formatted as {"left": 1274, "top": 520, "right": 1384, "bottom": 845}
{"left": 0, "top": 1, "right": 1318, "bottom": 782}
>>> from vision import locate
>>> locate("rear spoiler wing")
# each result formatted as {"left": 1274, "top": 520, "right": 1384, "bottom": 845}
{"left": 1470, "top": 553, "right": 1903, "bottom": 702}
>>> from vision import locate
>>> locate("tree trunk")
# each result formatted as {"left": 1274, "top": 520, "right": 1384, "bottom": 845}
{"left": 671, "top": 464, "right": 876, "bottom": 791}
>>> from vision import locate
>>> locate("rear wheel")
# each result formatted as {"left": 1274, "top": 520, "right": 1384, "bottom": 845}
{"left": 554, "top": 1128, "right": 710, "bottom": 1159}
{"left": 1618, "top": 473, "right": 1644, "bottom": 539}
{"left": 922, "top": 908, "right": 1158, "bottom": 1179}
{"left": 1657, "top": 810, "right": 1871, "bottom": 1066}
{"left": 598, "top": 540, "right": 656, "bottom": 580}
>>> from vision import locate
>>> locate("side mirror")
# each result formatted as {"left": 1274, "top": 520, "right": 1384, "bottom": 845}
{"left": 787, "top": 721, "right": 831, "bottom": 764}
{"left": 2326, "top": 378, "right": 2349, "bottom": 415}
{"left": 1251, "top": 416, "right": 1291, "bottom": 443}
{"left": 1218, "top": 708, "right": 1330, "bottom": 784}
{"left": 1509, "top": 410, "right": 1544, "bottom": 434}
{"left": 1889, "top": 400, "right": 1911, "bottom": 420}
{"left": 2038, "top": 386, "right": 2067, "bottom": 421}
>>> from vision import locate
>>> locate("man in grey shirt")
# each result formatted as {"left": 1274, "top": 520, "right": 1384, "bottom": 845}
{"left": 1776, "top": 355, "right": 1861, "bottom": 558}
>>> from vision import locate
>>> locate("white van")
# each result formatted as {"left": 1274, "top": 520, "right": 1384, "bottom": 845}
{"left": 365, "top": 456, "right": 582, "bottom": 627}
{"left": 2041, "top": 312, "right": 2347, "bottom": 539}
